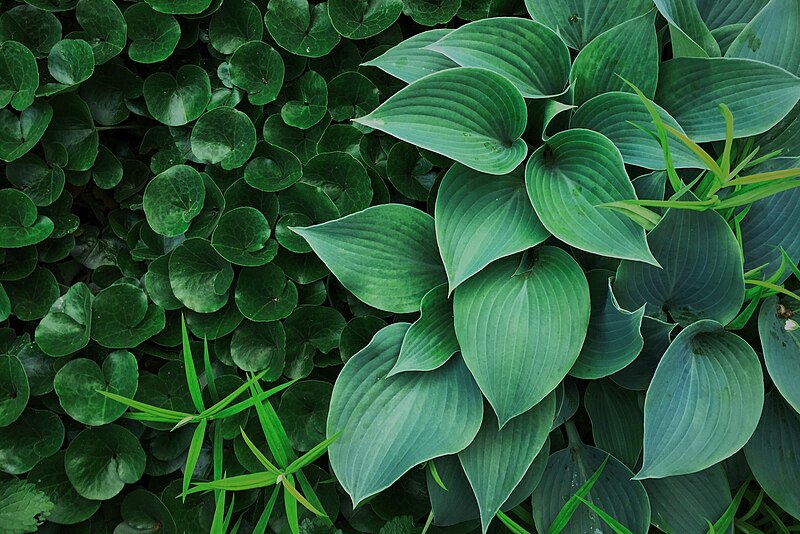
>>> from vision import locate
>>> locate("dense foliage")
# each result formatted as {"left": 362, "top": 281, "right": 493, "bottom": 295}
{"left": 0, "top": 0, "right": 799, "bottom": 532}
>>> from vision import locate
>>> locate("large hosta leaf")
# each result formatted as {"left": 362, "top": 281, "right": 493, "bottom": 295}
{"left": 525, "top": 129, "right": 658, "bottom": 265}
{"left": 758, "top": 296, "right": 800, "bottom": 412}
{"left": 584, "top": 380, "right": 643, "bottom": 469}
{"left": 292, "top": 204, "right": 446, "bottom": 313}
{"left": 435, "top": 164, "right": 549, "bottom": 291}
{"left": 725, "top": 0, "right": 800, "bottom": 75}
{"left": 570, "top": 270, "right": 644, "bottom": 379}
{"left": 460, "top": 394, "right": 555, "bottom": 532}
{"left": 532, "top": 444, "right": 651, "bottom": 533}
{"left": 637, "top": 320, "right": 763, "bottom": 479}
{"left": 570, "top": 92, "right": 707, "bottom": 170}
{"left": 426, "top": 17, "right": 569, "bottom": 98}
{"left": 353, "top": 67, "right": 527, "bottom": 175}
{"left": 642, "top": 465, "right": 733, "bottom": 534}
{"left": 570, "top": 11, "right": 658, "bottom": 106}
{"left": 614, "top": 207, "right": 744, "bottom": 327}
{"left": 361, "top": 29, "right": 458, "bottom": 84}
{"left": 655, "top": 57, "right": 800, "bottom": 141}
{"left": 654, "top": 0, "right": 719, "bottom": 57}
{"left": 453, "top": 248, "right": 589, "bottom": 425}
{"left": 327, "top": 323, "right": 484, "bottom": 506}
{"left": 744, "top": 391, "right": 800, "bottom": 520}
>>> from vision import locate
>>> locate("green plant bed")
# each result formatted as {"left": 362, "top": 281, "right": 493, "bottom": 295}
{"left": 0, "top": 0, "right": 799, "bottom": 532}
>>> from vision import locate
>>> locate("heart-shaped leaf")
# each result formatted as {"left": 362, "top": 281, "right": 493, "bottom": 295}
{"left": 143, "top": 165, "right": 206, "bottom": 237}
{"left": 229, "top": 41, "right": 284, "bottom": 106}
{"left": 91, "top": 283, "right": 165, "bottom": 348}
{"left": 124, "top": 3, "right": 180, "bottom": 64}
{"left": 329, "top": 0, "right": 403, "bottom": 39}
{"left": 208, "top": 0, "right": 263, "bottom": 54}
{"left": 28, "top": 451, "right": 100, "bottom": 525}
{"left": 0, "top": 355, "right": 28, "bottom": 427}
{"left": 265, "top": 0, "right": 340, "bottom": 58}
{"left": 235, "top": 263, "right": 298, "bottom": 322}
{"left": 0, "top": 41, "right": 37, "bottom": 111}
{"left": 191, "top": 107, "right": 256, "bottom": 170}
{"left": 143, "top": 65, "right": 211, "bottom": 127}
{"left": 46, "top": 39, "right": 94, "bottom": 87}
{"left": 300, "top": 152, "right": 372, "bottom": 215}
{"left": 75, "top": 0, "right": 127, "bottom": 64}
{"left": 211, "top": 207, "right": 276, "bottom": 267}
{"left": 0, "top": 101, "right": 52, "bottom": 163}
{"left": 0, "top": 408, "right": 63, "bottom": 474}
{"left": 34, "top": 282, "right": 92, "bottom": 357}
{"left": 144, "top": 0, "right": 212, "bottom": 15}
{"left": 230, "top": 320, "right": 285, "bottom": 376}
{"left": 244, "top": 143, "right": 302, "bottom": 192}
{"left": 281, "top": 71, "right": 328, "bottom": 129}
{"left": 0, "top": 189, "right": 54, "bottom": 248}
{"left": 169, "top": 238, "right": 234, "bottom": 313}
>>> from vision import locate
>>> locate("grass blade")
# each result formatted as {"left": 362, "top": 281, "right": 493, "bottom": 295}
{"left": 546, "top": 456, "right": 610, "bottom": 534}
{"left": 181, "top": 315, "right": 205, "bottom": 413}
{"left": 253, "top": 485, "right": 282, "bottom": 534}
{"left": 97, "top": 390, "right": 191, "bottom": 421}
{"left": 183, "top": 418, "right": 207, "bottom": 502}
{"left": 284, "top": 432, "right": 340, "bottom": 475}
{"left": 429, "top": 460, "right": 448, "bottom": 491}
{"left": 283, "top": 474, "right": 326, "bottom": 517}
{"left": 497, "top": 510, "right": 531, "bottom": 534}
{"left": 208, "top": 377, "right": 297, "bottom": 420}
{"left": 239, "top": 427, "right": 281, "bottom": 474}
{"left": 576, "top": 496, "right": 633, "bottom": 534}
{"left": 187, "top": 471, "right": 280, "bottom": 494}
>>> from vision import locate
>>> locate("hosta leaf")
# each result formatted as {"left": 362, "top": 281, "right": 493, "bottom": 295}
{"left": 265, "top": 0, "right": 340, "bottom": 58}
{"left": 756, "top": 102, "right": 800, "bottom": 158}
{"left": 388, "top": 284, "right": 459, "bottom": 375}
{"left": 570, "top": 10, "right": 658, "bottom": 106}
{"left": 570, "top": 271, "right": 644, "bottom": 379}
{"left": 0, "top": 41, "right": 37, "bottom": 111}
{"left": 459, "top": 394, "right": 555, "bottom": 532}
{"left": 524, "top": 0, "right": 653, "bottom": 49}
{"left": 655, "top": 57, "right": 800, "bottom": 141}
{"left": 53, "top": 350, "right": 138, "bottom": 426}
{"left": 354, "top": 67, "right": 527, "bottom": 175}
{"left": 0, "top": 101, "right": 52, "bottom": 163}
{"left": 744, "top": 391, "right": 800, "bottom": 520}
{"left": 584, "top": 380, "right": 643, "bottom": 469}
{"left": 654, "top": 0, "right": 720, "bottom": 57}
{"left": 292, "top": 204, "right": 446, "bottom": 313}
{"left": 611, "top": 316, "right": 676, "bottom": 391}
{"left": 571, "top": 92, "right": 708, "bottom": 170}
{"left": 637, "top": 320, "right": 763, "bottom": 479}
{"left": 34, "top": 282, "right": 92, "bottom": 357}
{"left": 143, "top": 165, "right": 206, "bottom": 237}
{"left": 453, "top": 248, "right": 590, "bottom": 426}
{"left": 327, "top": 323, "right": 484, "bottom": 506}
{"left": 169, "top": 238, "right": 234, "bottom": 313}
{"left": 229, "top": 41, "right": 284, "bottom": 106}
{"left": 759, "top": 296, "right": 800, "bottom": 412}
{"left": 65, "top": 424, "right": 145, "bottom": 500}
{"left": 697, "top": 0, "right": 769, "bottom": 29}
{"left": 91, "top": 283, "right": 165, "bottom": 348}
{"left": 0, "top": 354, "right": 28, "bottom": 427}
{"left": 361, "top": 29, "right": 458, "bottom": 84}
{"left": 642, "top": 465, "right": 733, "bottom": 534}
{"left": 725, "top": 0, "right": 800, "bottom": 75}
{"left": 614, "top": 207, "right": 744, "bottom": 327}
{"left": 124, "top": 3, "right": 180, "bottom": 64}
{"left": 143, "top": 65, "right": 211, "bottom": 127}
{"left": 525, "top": 129, "right": 658, "bottom": 265}
{"left": 191, "top": 107, "right": 256, "bottom": 170}
{"left": 0, "top": 189, "right": 54, "bottom": 248}
{"left": 435, "top": 164, "right": 549, "bottom": 290}
{"left": 532, "top": 444, "right": 651, "bottom": 533}
{"left": 329, "top": 0, "right": 403, "bottom": 39}
{"left": 426, "top": 17, "right": 569, "bottom": 98}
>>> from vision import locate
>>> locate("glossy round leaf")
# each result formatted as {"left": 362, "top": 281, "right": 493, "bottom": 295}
{"left": 265, "top": 0, "right": 340, "bottom": 58}
{"left": 5, "top": 267, "right": 58, "bottom": 321}
{"left": 301, "top": 152, "right": 372, "bottom": 215}
{"left": 0, "top": 102, "right": 52, "bottom": 163}
{"left": 91, "top": 283, "right": 166, "bottom": 348}
{"left": 0, "top": 6, "right": 62, "bottom": 57}
{"left": 209, "top": 0, "right": 263, "bottom": 54}
{"left": 327, "top": 72, "right": 379, "bottom": 123}
{"left": 143, "top": 165, "right": 206, "bottom": 237}
{"left": 0, "top": 355, "right": 28, "bottom": 427}
{"left": 0, "top": 408, "right": 63, "bottom": 474}
{"left": 41, "top": 93, "right": 98, "bottom": 171}
{"left": 281, "top": 71, "right": 328, "bottom": 129}
{"left": 143, "top": 65, "right": 211, "bottom": 127}
{"left": 0, "top": 41, "right": 37, "bottom": 111}
{"left": 191, "top": 107, "right": 256, "bottom": 170}
{"left": 229, "top": 41, "right": 284, "bottom": 106}
{"left": 46, "top": 38, "right": 94, "bottom": 87}
{"left": 403, "top": 0, "right": 460, "bottom": 25}
{"left": 75, "top": 0, "right": 127, "bottom": 64}
{"left": 124, "top": 4, "right": 180, "bottom": 64}
{"left": 34, "top": 282, "right": 92, "bottom": 357}
{"left": 0, "top": 189, "right": 54, "bottom": 248}
{"left": 29, "top": 451, "right": 100, "bottom": 525}
{"left": 235, "top": 263, "right": 298, "bottom": 322}
{"left": 230, "top": 320, "right": 285, "bottom": 376}
{"left": 169, "top": 238, "right": 234, "bottom": 313}
{"left": 243, "top": 143, "right": 302, "bottom": 192}
{"left": 144, "top": 0, "right": 212, "bottom": 15}
{"left": 277, "top": 380, "right": 333, "bottom": 451}
{"left": 329, "top": 0, "right": 403, "bottom": 39}
{"left": 211, "top": 207, "right": 275, "bottom": 266}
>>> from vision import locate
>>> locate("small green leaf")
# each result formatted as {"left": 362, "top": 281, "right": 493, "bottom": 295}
{"left": 191, "top": 107, "right": 256, "bottom": 170}
{"left": 0, "top": 41, "right": 37, "bottom": 111}
{"left": 265, "top": 0, "right": 340, "bottom": 58}
{"left": 143, "top": 165, "right": 206, "bottom": 237}
{"left": 229, "top": 41, "right": 284, "bottom": 106}
{"left": 0, "top": 189, "right": 54, "bottom": 248}
{"left": 329, "top": 0, "right": 402, "bottom": 39}
{"left": 144, "top": 65, "right": 211, "bottom": 127}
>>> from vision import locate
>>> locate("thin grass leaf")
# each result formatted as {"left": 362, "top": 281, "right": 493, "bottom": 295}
{"left": 223, "top": 493, "right": 236, "bottom": 532}
{"left": 213, "top": 421, "right": 224, "bottom": 498}
{"left": 740, "top": 489, "right": 765, "bottom": 522}
{"left": 659, "top": 123, "right": 724, "bottom": 181}
{"left": 727, "top": 290, "right": 764, "bottom": 330}
{"left": 726, "top": 168, "right": 800, "bottom": 187}
{"left": 745, "top": 280, "right": 800, "bottom": 302}
{"left": 204, "top": 337, "right": 219, "bottom": 403}
{"left": 781, "top": 248, "right": 800, "bottom": 281}
{"left": 183, "top": 418, "right": 207, "bottom": 502}
{"left": 597, "top": 203, "right": 661, "bottom": 230}
{"left": 296, "top": 471, "right": 334, "bottom": 527}
{"left": 497, "top": 510, "right": 531, "bottom": 534}
{"left": 122, "top": 412, "right": 187, "bottom": 424}
{"left": 714, "top": 180, "right": 800, "bottom": 209}
{"left": 598, "top": 197, "right": 717, "bottom": 212}
{"left": 727, "top": 149, "right": 760, "bottom": 181}
{"left": 97, "top": 390, "right": 191, "bottom": 421}
{"left": 199, "top": 369, "right": 271, "bottom": 418}
{"left": 187, "top": 471, "right": 280, "bottom": 494}
{"left": 720, "top": 104, "right": 734, "bottom": 180}
{"left": 249, "top": 378, "right": 294, "bottom": 468}
{"left": 284, "top": 474, "right": 300, "bottom": 534}
{"left": 421, "top": 511, "right": 435, "bottom": 534}
{"left": 172, "top": 414, "right": 197, "bottom": 431}
{"left": 211, "top": 489, "right": 227, "bottom": 534}
{"left": 429, "top": 460, "right": 448, "bottom": 491}
{"left": 284, "top": 432, "right": 340, "bottom": 475}
{"left": 546, "top": 456, "right": 610, "bottom": 534}
{"left": 744, "top": 149, "right": 783, "bottom": 169}
{"left": 761, "top": 503, "right": 790, "bottom": 534}
{"left": 239, "top": 427, "right": 281, "bottom": 474}
{"left": 254, "top": 485, "right": 282, "bottom": 534}
{"left": 209, "top": 377, "right": 297, "bottom": 421}
{"left": 181, "top": 315, "right": 205, "bottom": 413}
{"left": 576, "top": 496, "right": 633, "bottom": 534}
{"left": 283, "top": 474, "right": 327, "bottom": 517}
{"left": 711, "top": 477, "right": 750, "bottom": 533}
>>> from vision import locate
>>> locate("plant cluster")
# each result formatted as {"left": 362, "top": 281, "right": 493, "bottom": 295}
{"left": 0, "top": 0, "right": 799, "bottom": 532}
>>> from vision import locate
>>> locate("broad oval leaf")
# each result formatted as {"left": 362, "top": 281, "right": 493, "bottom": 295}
{"left": 460, "top": 394, "right": 555, "bottom": 532}
{"left": 426, "top": 17, "right": 569, "bottom": 98}
{"left": 292, "top": 204, "right": 446, "bottom": 313}
{"left": 725, "top": 0, "right": 800, "bottom": 76}
{"left": 584, "top": 379, "right": 643, "bottom": 469}
{"left": 435, "top": 163, "right": 549, "bottom": 290}
{"left": 525, "top": 129, "right": 658, "bottom": 265}
{"left": 655, "top": 57, "right": 800, "bottom": 141}
{"left": 327, "top": 323, "right": 484, "bottom": 506}
{"left": 142, "top": 165, "right": 206, "bottom": 237}
{"left": 361, "top": 29, "right": 458, "bottom": 84}
{"left": 453, "top": 248, "right": 590, "bottom": 425}
{"left": 744, "top": 391, "right": 800, "bottom": 520}
{"left": 614, "top": 206, "right": 745, "bottom": 326}
{"left": 637, "top": 320, "right": 763, "bottom": 479}
{"left": 354, "top": 67, "right": 528, "bottom": 175}
{"left": 388, "top": 284, "right": 459, "bottom": 375}
{"left": 34, "top": 282, "right": 92, "bottom": 357}
{"left": 758, "top": 296, "right": 800, "bottom": 412}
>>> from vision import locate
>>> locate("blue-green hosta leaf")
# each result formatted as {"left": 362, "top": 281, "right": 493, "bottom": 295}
{"left": 460, "top": 394, "right": 555, "bottom": 532}
{"left": 264, "top": 0, "right": 340, "bottom": 58}
{"left": 142, "top": 165, "right": 206, "bottom": 237}
{"left": 292, "top": 204, "right": 446, "bottom": 313}
{"left": 532, "top": 444, "right": 651, "bottom": 533}
{"left": 759, "top": 296, "right": 800, "bottom": 413}
{"left": 329, "top": 0, "right": 402, "bottom": 39}
{"left": 327, "top": 323, "right": 484, "bottom": 506}
{"left": 637, "top": 320, "right": 763, "bottom": 479}
{"left": 614, "top": 207, "right": 744, "bottom": 327}
{"left": 0, "top": 189, "right": 54, "bottom": 248}
{"left": 435, "top": 164, "right": 549, "bottom": 291}
{"left": 697, "top": 0, "right": 769, "bottom": 29}
{"left": 388, "top": 284, "right": 459, "bottom": 375}
{"left": 654, "top": 0, "right": 720, "bottom": 57}
{"left": 756, "top": 103, "right": 800, "bottom": 158}
{"left": 570, "top": 271, "right": 644, "bottom": 379}
{"left": 34, "top": 282, "right": 92, "bottom": 357}
{"left": 655, "top": 57, "right": 800, "bottom": 141}
{"left": 0, "top": 41, "right": 37, "bottom": 111}
{"left": 642, "top": 465, "right": 733, "bottom": 534}
{"left": 584, "top": 379, "right": 643, "bottom": 470}
{"left": 570, "top": 10, "right": 659, "bottom": 106}
{"left": 453, "top": 248, "right": 590, "bottom": 426}
{"left": 725, "top": 0, "right": 800, "bottom": 75}
{"left": 425, "top": 17, "right": 569, "bottom": 98}
{"left": 354, "top": 67, "right": 527, "bottom": 175}
{"left": 739, "top": 158, "right": 800, "bottom": 282}
{"left": 744, "top": 391, "right": 800, "bottom": 520}
{"left": 570, "top": 92, "right": 708, "bottom": 170}
{"left": 361, "top": 29, "right": 458, "bottom": 84}
{"left": 525, "top": 129, "right": 658, "bottom": 265}
{"left": 611, "top": 316, "right": 676, "bottom": 391}
{"left": 0, "top": 101, "right": 52, "bottom": 163}
{"left": 524, "top": 0, "right": 653, "bottom": 49}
